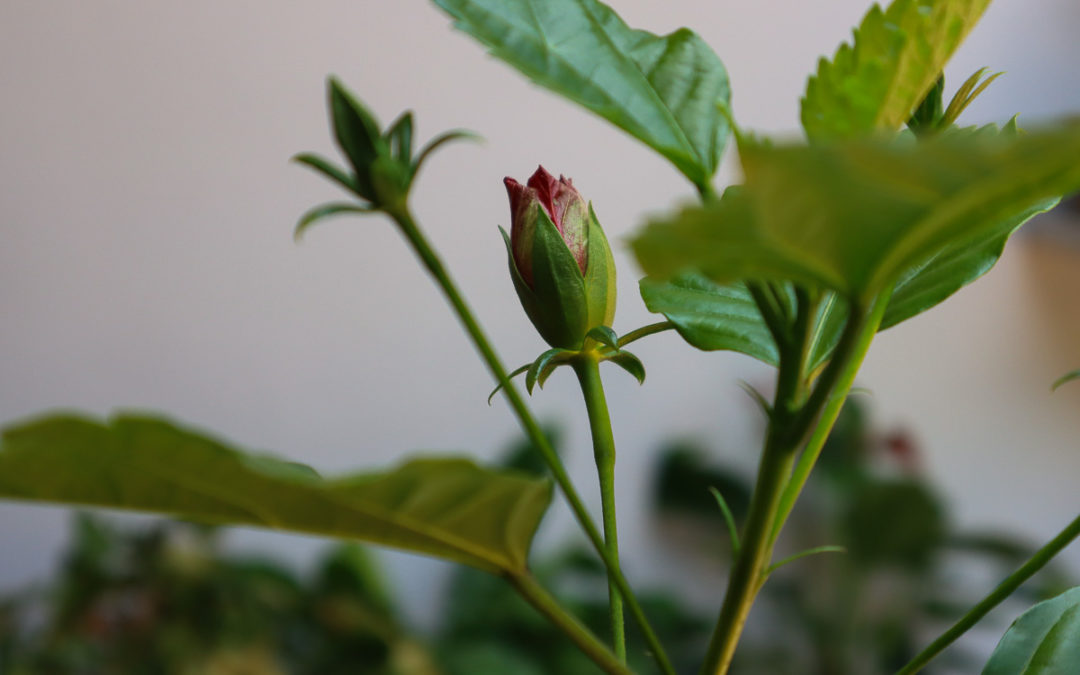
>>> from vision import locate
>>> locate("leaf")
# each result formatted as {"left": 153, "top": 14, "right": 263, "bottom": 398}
{"left": 801, "top": 0, "right": 992, "bottom": 141}
{"left": 633, "top": 123, "right": 1080, "bottom": 309}
{"left": 0, "top": 414, "right": 552, "bottom": 574}
{"left": 708, "top": 487, "right": 740, "bottom": 555}
{"left": 765, "top": 545, "right": 846, "bottom": 575}
{"left": 639, "top": 273, "right": 778, "bottom": 366}
{"left": 882, "top": 199, "right": 1057, "bottom": 329}
{"left": 983, "top": 586, "right": 1080, "bottom": 675}
{"left": 433, "top": 0, "right": 730, "bottom": 189}
{"left": 942, "top": 68, "right": 1003, "bottom": 129}
{"left": 1052, "top": 370, "right": 1080, "bottom": 392}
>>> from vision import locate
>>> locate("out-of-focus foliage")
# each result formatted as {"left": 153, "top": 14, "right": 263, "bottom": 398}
{"left": 651, "top": 398, "right": 1071, "bottom": 674}
{"left": 0, "top": 414, "right": 1067, "bottom": 674}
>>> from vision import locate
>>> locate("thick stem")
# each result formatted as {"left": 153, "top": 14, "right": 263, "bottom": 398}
{"left": 573, "top": 354, "right": 626, "bottom": 661}
{"left": 508, "top": 572, "right": 632, "bottom": 675}
{"left": 895, "top": 512, "right": 1080, "bottom": 675}
{"left": 700, "top": 290, "right": 891, "bottom": 675}
{"left": 770, "top": 290, "right": 892, "bottom": 545}
{"left": 389, "top": 207, "right": 674, "bottom": 675}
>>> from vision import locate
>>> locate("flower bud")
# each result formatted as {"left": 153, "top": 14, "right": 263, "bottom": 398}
{"left": 502, "top": 166, "right": 616, "bottom": 350}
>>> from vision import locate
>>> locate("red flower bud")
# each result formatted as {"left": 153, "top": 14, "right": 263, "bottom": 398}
{"left": 504, "top": 166, "right": 589, "bottom": 287}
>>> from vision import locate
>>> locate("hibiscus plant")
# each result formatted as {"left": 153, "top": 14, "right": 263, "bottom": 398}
{"left": 3, "top": 0, "right": 1080, "bottom": 673}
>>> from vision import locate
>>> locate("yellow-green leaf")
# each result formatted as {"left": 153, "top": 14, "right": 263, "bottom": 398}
{"left": 802, "top": 0, "right": 991, "bottom": 141}
{"left": 0, "top": 414, "right": 552, "bottom": 574}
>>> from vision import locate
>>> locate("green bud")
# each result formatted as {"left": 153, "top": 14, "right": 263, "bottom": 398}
{"left": 503, "top": 167, "right": 617, "bottom": 350}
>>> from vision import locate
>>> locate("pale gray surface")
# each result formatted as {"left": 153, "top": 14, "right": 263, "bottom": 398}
{"left": 2, "top": 0, "right": 1079, "bottom": 641}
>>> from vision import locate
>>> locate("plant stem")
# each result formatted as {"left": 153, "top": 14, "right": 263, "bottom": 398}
{"left": 699, "top": 425, "right": 799, "bottom": 675}
{"left": 573, "top": 354, "right": 626, "bottom": 661}
{"left": 895, "top": 512, "right": 1080, "bottom": 675}
{"left": 389, "top": 206, "right": 675, "bottom": 675}
{"left": 700, "top": 289, "right": 891, "bottom": 675}
{"left": 617, "top": 321, "right": 674, "bottom": 348}
{"left": 769, "top": 289, "right": 892, "bottom": 545}
{"left": 509, "top": 572, "right": 632, "bottom": 675}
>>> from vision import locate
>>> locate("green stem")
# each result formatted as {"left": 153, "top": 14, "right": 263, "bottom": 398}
{"left": 617, "top": 321, "right": 674, "bottom": 348}
{"left": 699, "top": 422, "right": 799, "bottom": 675}
{"left": 895, "top": 512, "right": 1080, "bottom": 675}
{"left": 573, "top": 354, "right": 626, "bottom": 661}
{"left": 389, "top": 207, "right": 674, "bottom": 675}
{"left": 508, "top": 572, "right": 632, "bottom": 675}
{"left": 769, "top": 289, "right": 892, "bottom": 545}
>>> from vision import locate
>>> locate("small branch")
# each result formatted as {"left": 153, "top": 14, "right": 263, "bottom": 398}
{"left": 895, "top": 512, "right": 1080, "bottom": 675}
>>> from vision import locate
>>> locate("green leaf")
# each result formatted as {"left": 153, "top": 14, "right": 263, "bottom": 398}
{"left": 293, "top": 202, "right": 376, "bottom": 242}
{"left": 606, "top": 351, "right": 645, "bottom": 385}
{"left": 0, "top": 414, "right": 552, "bottom": 574}
{"left": 1053, "top": 370, "right": 1080, "bottom": 392}
{"left": 639, "top": 273, "right": 778, "bottom": 366}
{"left": 882, "top": 199, "right": 1057, "bottom": 329}
{"left": 801, "top": 0, "right": 992, "bottom": 141}
{"left": 708, "top": 487, "right": 740, "bottom": 555}
{"left": 983, "top": 586, "right": 1080, "bottom": 675}
{"left": 633, "top": 124, "right": 1080, "bottom": 309}
{"left": 942, "top": 68, "right": 1003, "bottom": 129}
{"left": 765, "top": 545, "right": 846, "bottom": 575}
{"left": 433, "top": 0, "right": 730, "bottom": 189}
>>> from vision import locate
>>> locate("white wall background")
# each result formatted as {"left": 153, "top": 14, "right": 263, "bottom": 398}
{"left": 2, "top": 0, "right": 1079, "bottom": 652}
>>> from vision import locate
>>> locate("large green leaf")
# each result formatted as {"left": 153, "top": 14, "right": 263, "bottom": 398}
{"left": 633, "top": 123, "right": 1080, "bottom": 309}
{"left": 983, "top": 586, "right": 1080, "bottom": 674}
{"left": 801, "top": 0, "right": 991, "bottom": 141}
{"left": 0, "top": 414, "right": 552, "bottom": 574}
{"left": 639, "top": 274, "right": 777, "bottom": 366}
{"left": 433, "top": 0, "right": 730, "bottom": 189}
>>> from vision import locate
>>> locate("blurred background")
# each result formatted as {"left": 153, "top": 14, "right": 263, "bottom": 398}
{"left": 1, "top": 0, "right": 1079, "bottom": 672}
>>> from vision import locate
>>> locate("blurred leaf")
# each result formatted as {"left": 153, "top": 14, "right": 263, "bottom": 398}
{"left": 1052, "top": 370, "right": 1080, "bottom": 391}
{"left": 433, "top": 0, "right": 730, "bottom": 189}
{"left": 842, "top": 480, "right": 945, "bottom": 569}
{"left": 983, "top": 586, "right": 1080, "bottom": 675}
{"left": 654, "top": 445, "right": 750, "bottom": 523}
{"left": 0, "top": 414, "right": 552, "bottom": 574}
{"left": 440, "top": 641, "right": 547, "bottom": 675}
{"left": 633, "top": 124, "right": 1080, "bottom": 313}
{"left": 801, "top": 0, "right": 991, "bottom": 140}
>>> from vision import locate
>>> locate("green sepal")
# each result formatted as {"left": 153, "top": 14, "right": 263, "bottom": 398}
{"left": 526, "top": 348, "right": 575, "bottom": 395}
{"left": 294, "top": 202, "right": 377, "bottom": 241}
{"left": 292, "top": 153, "right": 359, "bottom": 195}
{"left": 586, "top": 326, "right": 619, "bottom": 351}
{"left": 605, "top": 350, "right": 645, "bottom": 385}
{"left": 487, "top": 363, "right": 531, "bottom": 405}
{"left": 527, "top": 208, "right": 590, "bottom": 349}
{"left": 413, "top": 129, "right": 482, "bottom": 179}
{"left": 328, "top": 77, "right": 386, "bottom": 201}
{"left": 386, "top": 110, "right": 414, "bottom": 164}
{"left": 500, "top": 226, "right": 550, "bottom": 346}
{"left": 583, "top": 204, "right": 617, "bottom": 330}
